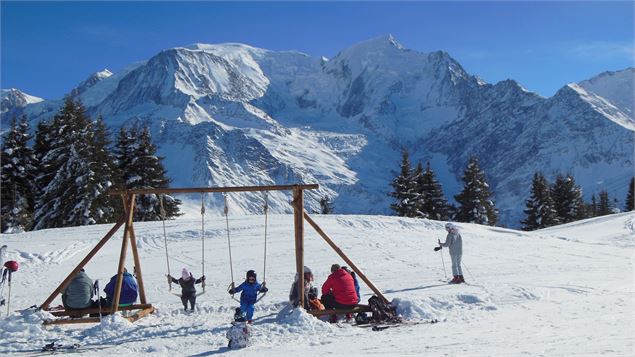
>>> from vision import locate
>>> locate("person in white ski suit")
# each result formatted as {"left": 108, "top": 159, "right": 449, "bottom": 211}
{"left": 438, "top": 223, "right": 464, "bottom": 284}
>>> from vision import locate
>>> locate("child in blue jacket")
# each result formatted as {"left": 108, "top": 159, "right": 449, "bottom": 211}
{"left": 229, "top": 270, "right": 268, "bottom": 323}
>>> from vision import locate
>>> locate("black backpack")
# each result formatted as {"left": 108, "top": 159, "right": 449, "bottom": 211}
{"left": 368, "top": 296, "right": 402, "bottom": 323}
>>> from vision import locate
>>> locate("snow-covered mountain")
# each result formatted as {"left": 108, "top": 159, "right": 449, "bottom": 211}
{"left": 2, "top": 36, "right": 633, "bottom": 226}
{"left": 1, "top": 88, "right": 43, "bottom": 119}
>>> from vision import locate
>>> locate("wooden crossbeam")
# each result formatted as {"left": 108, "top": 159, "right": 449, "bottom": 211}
{"left": 46, "top": 304, "right": 153, "bottom": 317}
{"left": 43, "top": 306, "right": 155, "bottom": 325}
{"left": 109, "top": 184, "right": 319, "bottom": 195}
{"left": 308, "top": 305, "right": 371, "bottom": 317}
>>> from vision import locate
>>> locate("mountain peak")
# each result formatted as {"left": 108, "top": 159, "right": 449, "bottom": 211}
{"left": 577, "top": 67, "right": 634, "bottom": 115}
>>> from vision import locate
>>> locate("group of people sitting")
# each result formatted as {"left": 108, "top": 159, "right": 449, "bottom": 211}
{"left": 289, "top": 264, "right": 361, "bottom": 320}
{"left": 61, "top": 268, "right": 139, "bottom": 311}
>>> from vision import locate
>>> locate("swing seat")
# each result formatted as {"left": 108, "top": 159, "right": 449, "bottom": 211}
{"left": 43, "top": 304, "right": 154, "bottom": 325}
{"left": 308, "top": 304, "right": 371, "bottom": 317}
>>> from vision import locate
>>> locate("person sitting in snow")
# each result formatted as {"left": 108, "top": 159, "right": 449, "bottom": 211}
{"left": 289, "top": 265, "right": 323, "bottom": 311}
{"left": 226, "top": 307, "right": 253, "bottom": 349}
{"left": 167, "top": 268, "right": 205, "bottom": 311}
{"left": 104, "top": 268, "right": 139, "bottom": 307}
{"left": 341, "top": 266, "right": 361, "bottom": 304}
{"left": 228, "top": 270, "right": 268, "bottom": 323}
{"left": 62, "top": 269, "right": 94, "bottom": 310}
{"left": 437, "top": 222, "right": 464, "bottom": 284}
{"left": 321, "top": 264, "right": 359, "bottom": 322}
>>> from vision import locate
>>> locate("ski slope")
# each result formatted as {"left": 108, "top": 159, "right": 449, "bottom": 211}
{"left": 0, "top": 211, "right": 633, "bottom": 356}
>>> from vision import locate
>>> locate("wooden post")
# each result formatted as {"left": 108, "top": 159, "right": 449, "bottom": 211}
{"left": 40, "top": 219, "right": 125, "bottom": 310}
{"left": 112, "top": 193, "right": 135, "bottom": 313}
{"left": 293, "top": 186, "right": 305, "bottom": 309}
{"left": 128, "top": 225, "right": 147, "bottom": 304}
{"left": 303, "top": 211, "right": 390, "bottom": 304}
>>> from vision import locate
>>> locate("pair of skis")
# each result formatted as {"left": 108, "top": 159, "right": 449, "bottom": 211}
{"left": 354, "top": 319, "right": 440, "bottom": 331}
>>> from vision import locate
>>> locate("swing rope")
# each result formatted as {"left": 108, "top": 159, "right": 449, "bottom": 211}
{"left": 200, "top": 193, "right": 206, "bottom": 293}
{"left": 160, "top": 195, "right": 172, "bottom": 292}
{"left": 262, "top": 192, "right": 268, "bottom": 283}
{"left": 224, "top": 193, "right": 239, "bottom": 302}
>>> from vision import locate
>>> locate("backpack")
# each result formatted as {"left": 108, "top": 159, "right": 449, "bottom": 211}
{"left": 308, "top": 297, "right": 325, "bottom": 311}
{"left": 368, "top": 296, "right": 402, "bottom": 323}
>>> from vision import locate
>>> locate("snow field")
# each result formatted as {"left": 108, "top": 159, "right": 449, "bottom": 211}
{"left": 0, "top": 212, "right": 633, "bottom": 355}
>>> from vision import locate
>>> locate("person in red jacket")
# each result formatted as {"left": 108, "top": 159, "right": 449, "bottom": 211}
{"left": 321, "top": 264, "right": 358, "bottom": 310}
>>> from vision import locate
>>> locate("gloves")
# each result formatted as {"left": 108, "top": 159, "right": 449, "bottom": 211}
{"left": 228, "top": 288, "right": 236, "bottom": 295}
{"left": 434, "top": 247, "right": 442, "bottom": 252}
{"left": 201, "top": 275, "right": 206, "bottom": 281}
{"left": 260, "top": 286, "right": 269, "bottom": 293}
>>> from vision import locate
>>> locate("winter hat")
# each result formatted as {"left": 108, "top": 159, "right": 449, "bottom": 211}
{"left": 182, "top": 268, "right": 191, "bottom": 281}
{"left": 330, "top": 264, "right": 341, "bottom": 273}
{"left": 246, "top": 270, "right": 257, "bottom": 279}
{"left": 445, "top": 222, "right": 458, "bottom": 231}
{"left": 303, "top": 266, "right": 312, "bottom": 274}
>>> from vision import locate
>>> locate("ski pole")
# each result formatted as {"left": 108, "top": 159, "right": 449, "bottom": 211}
{"left": 6, "top": 271, "right": 11, "bottom": 317}
{"left": 439, "top": 250, "right": 448, "bottom": 281}
{"left": 462, "top": 261, "right": 476, "bottom": 284}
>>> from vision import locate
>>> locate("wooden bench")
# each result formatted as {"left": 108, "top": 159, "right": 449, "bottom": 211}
{"left": 42, "top": 304, "right": 154, "bottom": 325}
{"left": 308, "top": 304, "right": 371, "bottom": 317}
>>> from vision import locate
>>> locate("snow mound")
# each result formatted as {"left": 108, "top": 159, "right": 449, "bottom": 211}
{"left": 82, "top": 313, "right": 134, "bottom": 340}
{"left": 0, "top": 309, "right": 52, "bottom": 352}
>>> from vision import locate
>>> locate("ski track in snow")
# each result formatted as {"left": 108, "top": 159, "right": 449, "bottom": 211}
{"left": 0, "top": 212, "right": 633, "bottom": 356}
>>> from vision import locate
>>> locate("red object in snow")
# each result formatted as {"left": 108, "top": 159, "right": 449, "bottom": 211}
{"left": 4, "top": 260, "right": 19, "bottom": 272}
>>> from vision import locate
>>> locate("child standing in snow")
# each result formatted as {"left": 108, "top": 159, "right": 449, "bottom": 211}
{"left": 226, "top": 308, "right": 252, "bottom": 349}
{"left": 438, "top": 222, "right": 464, "bottom": 284}
{"left": 228, "top": 270, "right": 268, "bottom": 323}
{"left": 167, "top": 268, "right": 205, "bottom": 311}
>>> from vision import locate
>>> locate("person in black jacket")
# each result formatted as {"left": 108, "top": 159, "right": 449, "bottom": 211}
{"left": 168, "top": 268, "right": 205, "bottom": 311}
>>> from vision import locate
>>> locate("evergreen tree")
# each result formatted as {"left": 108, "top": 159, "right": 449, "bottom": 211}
{"left": 550, "top": 174, "right": 585, "bottom": 223}
{"left": 1, "top": 116, "right": 36, "bottom": 232}
{"left": 521, "top": 172, "right": 559, "bottom": 230}
{"left": 319, "top": 195, "right": 334, "bottom": 214}
{"left": 588, "top": 194, "right": 598, "bottom": 217}
{"left": 32, "top": 98, "right": 118, "bottom": 229}
{"left": 389, "top": 150, "right": 418, "bottom": 217}
{"left": 415, "top": 161, "right": 450, "bottom": 220}
{"left": 33, "top": 120, "right": 55, "bottom": 197}
{"left": 596, "top": 190, "right": 612, "bottom": 216}
{"left": 454, "top": 156, "right": 499, "bottom": 226}
{"left": 116, "top": 125, "right": 180, "bottom": 221}
{"left": 626, "top": 177, "right": 634, "bottom": 211}
{"left": 88, "top": 117, "right": 122, "bottom": 223}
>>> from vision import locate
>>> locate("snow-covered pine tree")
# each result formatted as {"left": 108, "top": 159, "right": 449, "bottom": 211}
{"left": 521, "top": 172, "right": 559, "bottom": 230}
{"left": 116, "top": 125, "right": 180, "bottom": 221}
{"left": 32, "top": 98, "right": 117, "bottom": 229}
{"left": 454, "top": 156, "right": 499, "bottom": 226}
{"left": 33, "top": 120, "right": 54, "bottom": 199}
{"left": 588, "top": 194, "right": 598, "bottom": 218}
{"left": 319, "top": 195, "right": 334, "bottom": 214}
{"left": 550, "top": 174, "right": 585, "bottom": 223}
{"left": 596, "top": 190, "right": 612, "bottom": 216}
{"left": 88, "top": 117, "right": 123, "bottom": 224}
{"left": 389, "top": 150, "right": 418, "bottom": 217}
{"left": 626, "top": 177, "right": 634, "bottom": 211}
{"left": 1, "top": 116, "right": 37, "bottom": 232}
{"left": 416, "top": 161, "right": 450, "bottom": 220}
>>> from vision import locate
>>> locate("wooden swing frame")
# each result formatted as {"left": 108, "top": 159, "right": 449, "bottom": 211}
{"left": 39, "top": 184, "right": 388, "bottom": 325}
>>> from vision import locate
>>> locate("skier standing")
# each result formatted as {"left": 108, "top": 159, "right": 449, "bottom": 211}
{"left": 437, "top": 223, "right": 464, "bottom": 284}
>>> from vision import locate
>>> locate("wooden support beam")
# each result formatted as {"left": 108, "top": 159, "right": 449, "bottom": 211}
{"left": 40, "top": 219, "right": 126, "bottom": 310}
{"left": 293, "top": 187, "right": 305, "bottom": 309}
{"left": 308, "top": 305, "right": 371, "bottom": 317}
{"left": 303, "top": 211, "right": 390, "bottom": 304}
{"left": 125, "top": 306, "right": 155, "bottom": 323}
{"left": 109, "top": 184, "right": 319, "bottom": 196}
{"left": 128, "top": 225, "right": 147, "bottom": 304}
{"left": 48, "top": 304, "right": 153, "bottom": 317}
{"left": 112, "top": 194, "right": 135, "bottom": 313}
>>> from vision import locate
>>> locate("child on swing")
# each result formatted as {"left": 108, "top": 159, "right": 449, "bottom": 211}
{"left": 168, "top": 268, "right": 205, "bottom": 311}
{"left": 228, "top": 270, "right": 268, "bottom": 323}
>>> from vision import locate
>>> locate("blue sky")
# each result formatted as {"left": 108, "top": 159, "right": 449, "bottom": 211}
{"left": 2, "top": 1, "right": 633, "bottom": 99}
